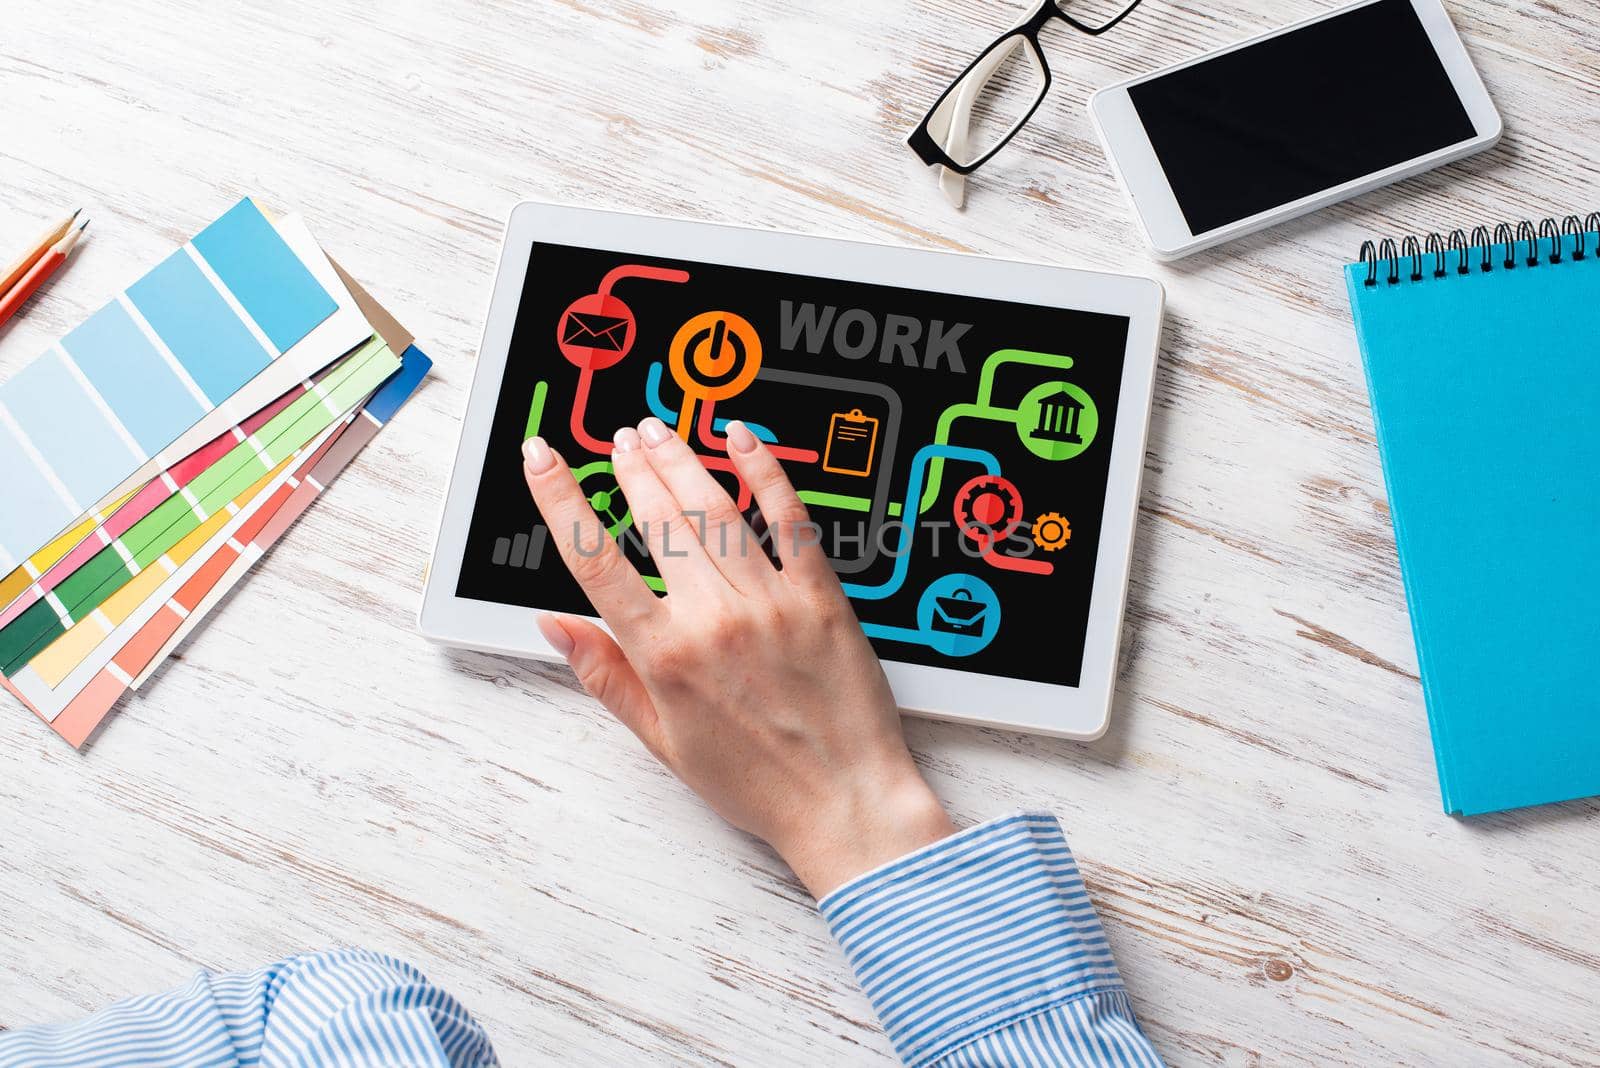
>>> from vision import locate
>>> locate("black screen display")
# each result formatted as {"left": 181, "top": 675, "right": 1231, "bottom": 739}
{"left": 1127, "top": 0, "right": 1477, "bottom": 235}
{"left": 456, "top": 242, "right": 1133, "bottom": 688}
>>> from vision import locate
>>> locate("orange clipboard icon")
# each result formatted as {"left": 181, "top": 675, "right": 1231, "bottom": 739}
{"left": 822, "top": 409, "right": 880, "bottom": 478}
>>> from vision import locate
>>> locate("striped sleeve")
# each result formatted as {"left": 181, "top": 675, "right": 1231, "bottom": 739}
{"left": 818, "top": 813, "right": 1163, "bottom": 1068}
{"left": 0, "top": 947, "right": 497, "bottom": 1068}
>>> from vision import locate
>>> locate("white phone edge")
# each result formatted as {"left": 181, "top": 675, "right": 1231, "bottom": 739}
{"left": 1086, "top": 0, "right": 1503, "bottom": 261}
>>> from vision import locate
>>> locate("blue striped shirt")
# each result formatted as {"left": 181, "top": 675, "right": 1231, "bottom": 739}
{"left": 1, "top": 814, "right": 1158, "bottom": 1066}
{"left": 0, "top": 948, "right": 497, "bottom": 1067}
{"left": 818, "top": 813, "right": 1163, "bottom": 1067}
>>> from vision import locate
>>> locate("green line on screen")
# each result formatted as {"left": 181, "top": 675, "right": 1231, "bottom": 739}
{"left": 797, "top": 490, "right": 900, "bottom": 518}
{"left": 524, "top": 381, "right": 549, "bottom": 440}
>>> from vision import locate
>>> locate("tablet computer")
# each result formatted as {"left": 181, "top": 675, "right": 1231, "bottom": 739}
{"left": 421, "top": 203, "right": 1163, "bottom": 738}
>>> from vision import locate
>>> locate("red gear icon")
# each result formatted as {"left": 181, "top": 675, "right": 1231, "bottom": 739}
{"left": 953, "top": 474, "right": 1024, "bottom": 545}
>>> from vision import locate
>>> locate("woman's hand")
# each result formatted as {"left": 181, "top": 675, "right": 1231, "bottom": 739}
{"left": 522, "top": 417, "right": 953, "bottom": 898}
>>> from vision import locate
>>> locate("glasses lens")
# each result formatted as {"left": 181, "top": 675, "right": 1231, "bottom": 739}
{"left": 1053, "top": 0, "right": 1143, "bottom": 32}
{"left": 928, "top": 35, "right": 1046, "bottom": 168}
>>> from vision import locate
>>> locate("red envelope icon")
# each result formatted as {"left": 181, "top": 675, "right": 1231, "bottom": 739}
{"left": 556, "top": 263, "right": 690, "bottom": 371}
{"left": 562, "top": 311, "right": 630, "bottom": 351}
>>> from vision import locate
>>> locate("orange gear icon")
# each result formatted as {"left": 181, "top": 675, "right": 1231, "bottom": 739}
{"left": 1032, "top": 511, "right": 1071, "bottom": 551}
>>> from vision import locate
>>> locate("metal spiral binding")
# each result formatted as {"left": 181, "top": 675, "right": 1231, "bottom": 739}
{"left": 1359, "top": 212, "right": 1599, "bottom": 287}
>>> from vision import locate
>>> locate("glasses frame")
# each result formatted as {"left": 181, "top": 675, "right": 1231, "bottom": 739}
{"left": 907, "top": 0, "right": 1146, "bottom": 176}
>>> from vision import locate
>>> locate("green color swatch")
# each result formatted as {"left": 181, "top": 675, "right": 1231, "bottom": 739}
{"left": 0, "top": 338, "right": 399, "bottom": 675}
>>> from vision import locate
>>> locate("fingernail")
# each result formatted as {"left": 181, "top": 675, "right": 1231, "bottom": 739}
{"left": 537, "top": 613, "right": 575, "bottom": 656}
{"left": 639, "top": 416, "right": 672, "bottom": 447}
{"left": 522, "top": 436, "right": 554, "bottom": 473}
{"left": 613, "top": 426, "right": 641, "bottom": 453}
{"left": 725, "top": 420, "right": 758, "bottom": 453}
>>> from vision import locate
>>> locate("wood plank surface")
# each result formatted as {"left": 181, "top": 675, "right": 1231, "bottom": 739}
{"left": 1, "top": 1, "right": 1596, "bottom": 1064}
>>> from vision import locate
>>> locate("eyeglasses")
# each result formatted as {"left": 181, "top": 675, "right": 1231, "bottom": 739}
{"left": 907, "top": 0, "right": 1147, "bottom": 201}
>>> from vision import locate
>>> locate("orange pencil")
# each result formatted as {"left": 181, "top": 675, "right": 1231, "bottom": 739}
{"left": 0, "top": 208, "right": 81, "bottom": 300}
{"left": 0, "top": 218, "right": 88, "bottom": 329}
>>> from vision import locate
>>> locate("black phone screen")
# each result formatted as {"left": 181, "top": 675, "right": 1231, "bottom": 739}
{"left": 1127, "top": 0, "right": 1478, "bottom": 235}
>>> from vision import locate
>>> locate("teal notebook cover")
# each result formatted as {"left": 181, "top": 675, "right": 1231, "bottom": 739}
{"left": 1344, "top": 224, "right": 1600, "bottom": 817}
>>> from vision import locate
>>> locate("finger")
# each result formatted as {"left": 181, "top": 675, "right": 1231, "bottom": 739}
{"left": 538, "top": 613, "right": 667, "bottom": 759}
{"left": 522, "top": 437, "right": 659, "bottom": 634}
{"left": 636, "top": 416, "right": 774, "bottom": 591}
{"left": 722, "top": 420, "right": 834, "bottom": 588}
{"left": 609, "top": 425, "right": 724, "bottom": 593}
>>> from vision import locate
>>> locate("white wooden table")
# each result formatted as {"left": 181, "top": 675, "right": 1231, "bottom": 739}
{"left": 3, "top": 2, "right": 1597, "bottom": 1064}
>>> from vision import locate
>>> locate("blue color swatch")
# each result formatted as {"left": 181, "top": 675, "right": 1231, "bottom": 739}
{"left": 127, "top": 249, "right": 274, "bottom": 405}
{"left": 3, "top": 350, "right": 142, "bottom": 506}
{"left": 365, "top": 346, "right": 434, "bottom": 424}
{"left": 192, "top": 198, "right": 337, "bottom": 351}
{"left": 0, "top": 197, "right": 337, "bottom": 564}
{"left": 0, "top": 420, "right": 72, "bottom": 562}
{"left": 63, "top": 301, "right": 206, "bottom": 455}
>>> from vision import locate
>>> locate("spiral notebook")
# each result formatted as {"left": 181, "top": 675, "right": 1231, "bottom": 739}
{"left": 1344, "top": 213, "right": 1600, "bottom": 817}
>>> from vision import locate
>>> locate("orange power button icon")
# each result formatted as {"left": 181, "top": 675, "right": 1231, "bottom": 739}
{"left": 668, "top": 310, "right": 763, "bottom": 403}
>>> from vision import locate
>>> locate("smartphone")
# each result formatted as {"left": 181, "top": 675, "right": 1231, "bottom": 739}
{"left": 1088, "top": 0, "right": 1501, "bottom": 260}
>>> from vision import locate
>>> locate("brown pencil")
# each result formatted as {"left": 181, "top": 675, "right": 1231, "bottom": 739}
{"left": 0, "top": 208, "right": 81, "bottom": 301}
{"left": 0, "top": 218, "right": 88, "bottom": 329}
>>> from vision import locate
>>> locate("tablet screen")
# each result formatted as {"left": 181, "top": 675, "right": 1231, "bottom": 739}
{"left": 456, "top": 242, "right": 1130, "bottom": 689}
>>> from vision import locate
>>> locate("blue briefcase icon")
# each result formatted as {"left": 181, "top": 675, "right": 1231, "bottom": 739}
{"left": 931, "top": 588, "right": 988, "bottom": 635}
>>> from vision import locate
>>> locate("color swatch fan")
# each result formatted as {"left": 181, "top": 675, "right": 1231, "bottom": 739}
{"left": 0, "top": 197, "right": 433, "bottom": 747}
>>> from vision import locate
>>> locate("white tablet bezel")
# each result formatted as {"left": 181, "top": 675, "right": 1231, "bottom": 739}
{"left": 1087, "top": 0, "right": 1502, "bottom": 260}
{"left": 420, "top": 202, "right": 1163, "bottom": 739}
